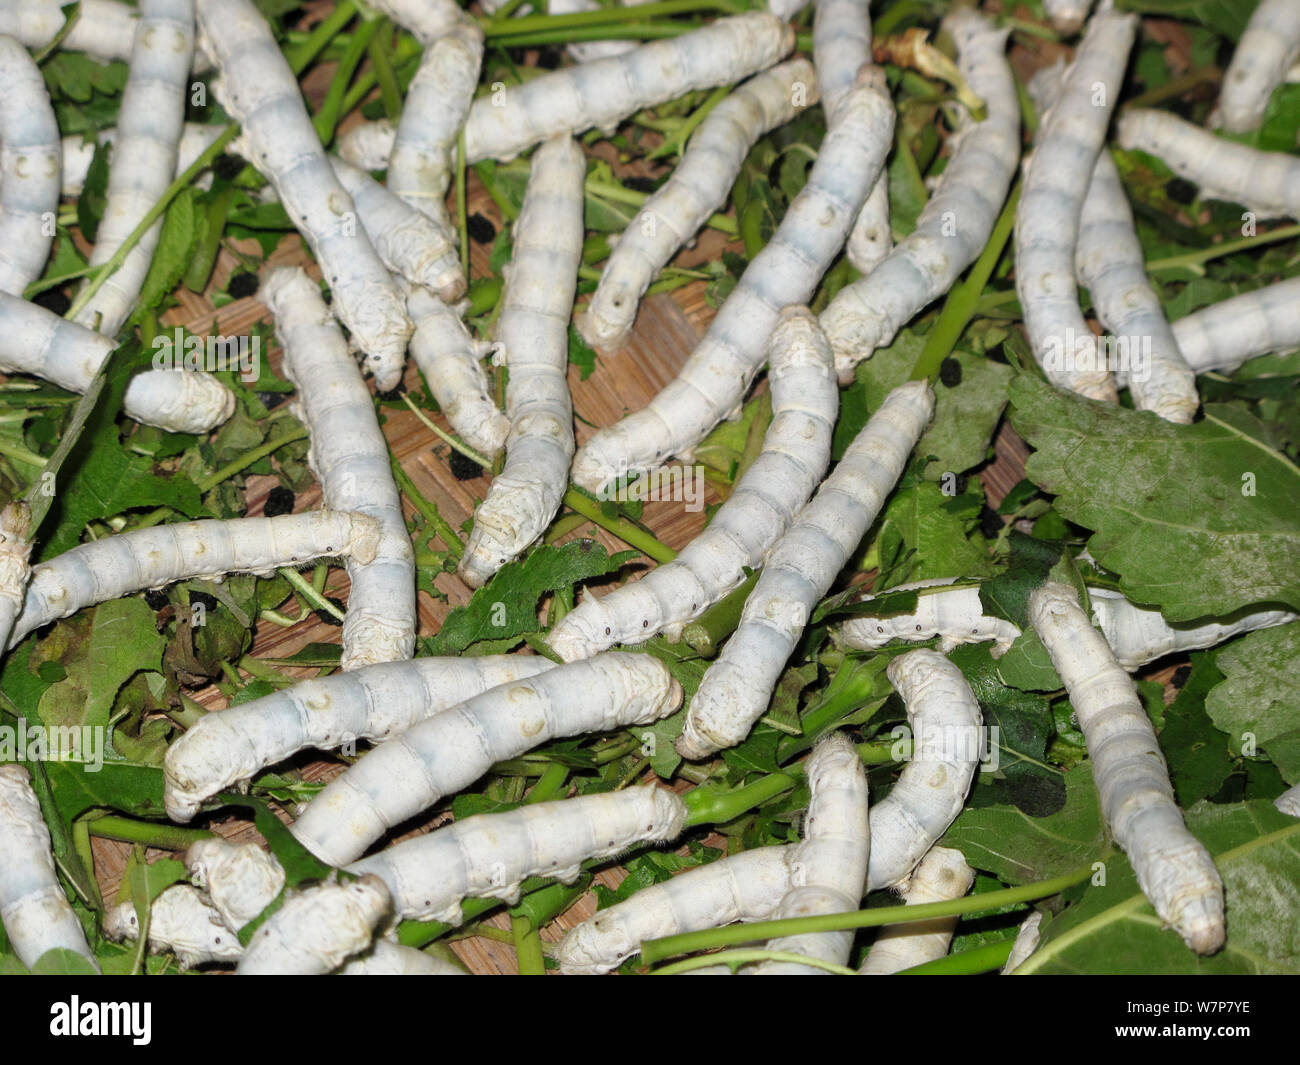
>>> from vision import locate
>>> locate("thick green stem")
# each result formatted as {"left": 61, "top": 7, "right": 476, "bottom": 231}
{"left": 651, "top": 947, "right": 856, "bottom": 975}
{"left": 483, "top": 0, "right": 737, "bottom": 38}
{"left": 526, "top": 762, "right": 570, "bottom": 804}
{"left": 284, "top": 1, "right": 359, "bottom": 73}
{"left": 896, "top": 936, "right": 1015, "bottom": 975}
{"left": 182, "top": 184, "right": 238, "bottom": 293}
{"left": 314, "top": 17, "right": 380, "bottom": 143}
{"left": 279, "top": 567, "right": 344, "bottom": 621}
{"left": 367, "top": 22, "right": 405, "bottom": 124}
{"left": 650, "top": 83, "right": 731, "bottom": 160}
{"left": 511, "top": 914, "right": 547, "bottom": 974}
{"left": 680, "top": 571, "right": 758, "bottom": 656}
{"left": 391, "top": 457, "right": 465, "bottom": 559}
{"left": 490, "top": 22, "right": 699, "bottom": 47}
{"left": 199, "top": 426, "right": 310, "bottom": 493}
{"left": 86, "top": 815, "right": 213, "bottom": 851}
{"left": 561, "top": 490, "right": 675, "bottom": 563}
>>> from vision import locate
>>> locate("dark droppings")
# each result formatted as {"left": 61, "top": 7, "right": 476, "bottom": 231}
{"left": 228, "top": 271, "right": 260, "bottom": 300}
{"left": 939, "top": 357, "right": 963, "bottom": 388}
{"left": 1171, "top": 664, "right": 1192, "bottom": 690}
{"left": 316, "top": 597, "right": 347, "bottom": 626}
{"left": 257, "top": 390, "right": 287, "bottom": 410}
{"left": 263, "top": 485, "right": 296, "bottom": 518}
{"left": 33, "top": 288, "right": 72, "bottom": 315}
{"left": 190, "top": 590, "right": 218, "bottom": 613}
{"left": 449, "top": 449, "right": 484, "bottom": 481}
{"left": 1165, "top": 178, "right": 1197, "bottom": 206}
{"left": 622, "top": 175, "right": 659, "bottom": 195}
{"left": 144, "top": 589, "right": 170, "bottom": 611}
{"left": 978, "top": 505, "right": 1003, "bottom": 540}
{"left": 213, "top": 153, "right": 245, "bottom": 182}
{"left": 467, "top": 213, "right": 496, "bottom": 245}
{"left": 377, "top": 380, "right": 408, "bottom": 402}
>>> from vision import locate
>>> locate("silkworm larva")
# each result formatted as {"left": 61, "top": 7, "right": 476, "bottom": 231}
{"left": 751, "top": 732, "right": 869, "bottom": 974}
{"left": 676, "top": 380, "right": 933, "bottom": 760}
{"left": 1117, "top": 107, "right": 1300, "bottom": 222}
{"left": 236, "top": 876, "right": 391, "bottom": 976}
{"left": 458, "top": 135, "right": 584, "bottom": 589}
{"left": 1043, "top": 0, "right": 1094, "bottom": 35}
{"left": 71, "top": 0, "right": 194, "bottom": 338}
{"left": 337, "top": 939, "right": 467, "bottom": 976}
{"left": 404, "top": 279, "right": 509, "bottom": 459}
{"left": 577, "top": 59, "right": 819, "bottom": 351}
{"left": 550, "top": 307, "right": 837, "bottom": 662}
{"left": 349, "top": 786, "right": 687, "bottom": 923}
{"left": 858, "top": 846, "right": 974, "bottom": 974}
{"left": 821, "top": 8, "right": 1019, "bottom": 382}
{"left": 366, "top": 0, "right": 466, "bottom": 45}
{"left": 554, "top": 845, "right": 794, "bottom": 975}
{"left": 1276, "top": 784, "right": 1300, "bottom": 819}
{"left": 103, "top": 886, "right": 244, "bottom": 970}
{"left": 1162, "top": 276, "right": 1300, "bottom": 379}
{"left": 0, "top": 36, "right": 60, "bottom": 298}
{"left": 164, "top": 655, "right": 556, "bottom": 822}
{"left": 0, "top": 0, "right": 139, "bottom": 64}
{"left": 198, "top": 0, "right": 412, "bottom": 389}
{"left": 1015, "top": 9, "right": 1135, "bottom": 403}
{"left": 263, "top": 266, "right": 416, "bottom": 670}
{"left": 61, "top": 123, "right": 223, "bottom": 199}
{"left": 834, "top": 578, "right": 1022, "bottom": 656}
{"left": 1029, "top": 581, "right": 1225, "bottom": 954}
{"left": 573, "top": 70, "right": 894, "bottom": 495}
{"left": 8, "top": 510, "right": 381, "bottom": 649}
{"left": 289, "top": 653, "right": 683, "bottom": 867}
{"left": 1215, "top": 0, "right": 1300, "bottom": 133}
{"left": 1088, "top": 587, "right": 1297, "bottom": 671}
{"left": 0, "top": 765, "right": 98, "bottom": 971}
{"left": 867, "top": 648, "right": 983, "bottom": 890}
{"left": 0, "top": 501, "right": 32, "bottom": 655}
{"left": 1001, "top": 910, "right": 1043, "bottom": 974}
{"left": 337, "top": 119, "right": 397, "bottom": 173}
{"left": 185, "top": 838, "right": 286, "bottom": 931}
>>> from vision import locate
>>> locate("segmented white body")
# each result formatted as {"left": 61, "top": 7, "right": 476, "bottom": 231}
{"left": 1043, "top": 0, "right": 1093, "bottom": 35}
{"left": 868, "top": 648, "right": 983, "bottom": 890}
{"left": 404, "top": 280, "right": 509, "bottom": 458}
{"left": 350, "top": 786, "right": 687, "bottom": 923}
{"left": 1015, "top": 10, "right": 1136, "bottom": 403}
{"left": 1029, "top": 582, "right": 1225, "bottom": 954}
{"left": 858, "top": 846, "right": 973, "bottom": 974}
{"left": 676, "top": 380, "right": 933, "bottom": 760}
{"left": 1216, "top": 0, "right": 1300, "bottom": 133}
{"left": 337, "top": 119, "right": 397, "bottom": 173}
{"left": 385, "top": 15, "right": 480, "bottom": 271}
{"left": 185, "top": 838, "right": 285, "bottom": 931}
{"left": 752, "top": 732, "right": 869, "bottom": 974}
{"left": 458, "top": 135, "right": 584, "bottom": 588}
{"left": 199, "top": 0, "right": 412, "bottom": 389}
{"left": 550, "top": 307, "right": 837, "bottom": 662}
{"left": 71, "top": 0, "right": 193, "bottom": 338}
{"left": 164, "top": 654, "right": 556, "bottom": 822}
{"left": 0, "top": 765, "right": 98, "bottom": 970}
{"left": 573, "top": 71, "right": 895, "bottom": 494}
{"left": 1001, "top": 910, "right": 1043, "bottom": 974}
{"left": 462, "top": 13, "right": 795, "bottom": 164}
{"left": 0, "top": 0, "right": 139, "bottom": 64}
{"left": 0, "top": 36, "right": 59, "bottom": 297}
{"left": 263, "top": 266, "right": 416, "bottom": 670}
{"left": 554, "top": 845, "right": 794, "bottom": 974}
{"left": 0, "top": 502, "right": 31, "bottom": 655}
{"left": 1276, "top": 784, "right": 1300, "bottom": 818}
{"left": 289, "top": 653, "right": 683, "bottom": 866}
{"left": 820, "top": 9, "right": 1019, "bottom": 382}
{"left": 236, "top": 876, "right": 391, "bottom": 976}
{"left": 61, "top": 122, "right": 224, "bottom": 199}
{"left": 123, "top": 367, "right": 237, "bottom": 433}
{"left": 1089, "top": 587, "right": 1297, "bottom": 671}
{"left": 1117, "top": 108, "right": 1300, "bottom": 222}
{"left": 103, "top": 886, "right": 244, "bottom": 969}
{"left": 835, "top": 578, "right": 1021, "bottom": 656}
{"left": 367, "top": 0, "right": 465, "bottom": 44}
{"left": 338, "top": 939, "right": 467, "bottom": 975}
{"left": 8, "top": 510, "right": 381, "bottom": 648}
{"left": 578, "top": 59, "right": 819, "bottom": 351}
{"left": 1164, "top": 276, "right": 1300, "bottom": 378}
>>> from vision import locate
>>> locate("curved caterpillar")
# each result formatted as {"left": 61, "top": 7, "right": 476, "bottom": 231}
{"left": 549, "top": 307, "right": 838, "bottom": 662}
{"left": 578, "top": 59, "right": 820, "bottom": 351}
{"left": 858, "top": 846, "right": 974, "bottom": 974}
{"left": 236, "top": 876, "right": 391, "bottom": 976}
{"left": 1029, "top": 582, "right": 1225, "bottom": 955}
{"left": 573, "top": 68, "right": 894, "bottom": 495}
{"left": 1215, "top": 0, "right": 1300, "bottom": 133}
{"left": 185, "top": 838, "right": 286, "bottom": 932}
{"left": 263, "top": 266, "right": 416, "bottom": 671}
{"left": 458, "top": 135, "right": 585, "bottom": 588}
{"left": 164, "top": 654, "right": 556, "bottom": 822}
{"left": 820, "top": 8, "right": 1020, "bottom": 381}
{"left": 103, "top": 886, "right": 244, "bottom": 970}
{"left": 1002, "top": 910, "right": 1043, "bottom": 974}
{"left": 834, "top": 578, "right": 1021, "bottom": 657}
{"left": 289, "top": 653, "right": 684, "bottom": 867}
{"left": 349, "top": 786, "right": 687, "bottom": 923}
{"left": 8, "top": 510, "right": 381, "bottom": 649}
{"left": 677, "top": 380, "right": 933, "bottom": 760}
{"left": 61, "top": 122, "right": 224, "bottom": 199}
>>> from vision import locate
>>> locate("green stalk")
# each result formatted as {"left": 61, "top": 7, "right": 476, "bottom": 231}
{"left": 199, "top": 426, "right": 310, "bottom": 493}
{"left": 483, "top": 0, "right": 737, "bottom": 37}
{"left": 896, "top": 936, "right": 1015, "bottom": 975}
{"left": 391, "top": 457, "right": 465, "bottom": 559}
{"left": 586, "top": 178, "right": 737, "bottom": 235}
{"left": 488, "top": 0, "right": 533, "bottom": 23}
{"left": 652, "top": 948, "right": 856, "bottom": 975}
{"left": 182, "top": 184, "right": 237, "bottom": 293}
{"left": 366, "top": 22, "right": 405, "bottom": 124}
{"left": 511, "top": 915, "right": 547, "bottom": 974}
{"left": 284, "top": 1, "right": 359, "bottom": 74}
{"left": 32, "top": 1, "right": 82, "bottom": 63}
{"left": 526, "top": 762, "right": 570, "bottom": 804}
{"left": 339, "top": 36, "right": 422, "bottom": 117}
{"left": 279, "top": 567, "right": 344, "bottom": 621}
{"left": 639, "top": 862, "right": 1097, "bottom": 964}
{"left": 85, "top": 815, "right": 213, "bottom": 851}
{"left": 650, "top": 83, "right": 731, "bottom": 159}
{"left": 680, "top": 571, "right": 758, "bottom": 656}
{"left": 313, "top": 16, "right": 380, "bottom": 143}
{"left": 490, "top": 22, "right": 698, "bottom": 47}
{"left": 909, "top": 181, "right": 1021, "bottom": 381}
{"left": 561, "top": 489, "right": 675, "bottom": 563}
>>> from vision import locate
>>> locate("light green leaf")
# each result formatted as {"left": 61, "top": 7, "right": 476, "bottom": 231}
{"left": 1206, "top": 623, "right": 1300, "bottom": 785}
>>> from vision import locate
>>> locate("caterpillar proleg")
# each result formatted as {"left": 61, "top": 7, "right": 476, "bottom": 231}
{"left": 236, "top": 875, "right": 391, "bottom": 975}
{"left": 857, "top": 846, "right": 974, "bottom": 974}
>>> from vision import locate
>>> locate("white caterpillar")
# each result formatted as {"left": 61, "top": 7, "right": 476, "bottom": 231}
{"left": 0, "top": 502, "right": 32, "bottom": 654}
{"left": 0, "top": 36, "right": 59, "bottom": 297}
{"left": 1088, "top": 588, "right": 1297, "bottom": 672}
{"left": 867, "top": 648, "right": 983, "bottom": 890}
{"left": 72, "top": 0, "right": 194, "bottom": 338}
{"left": 1158, "top": 275, "right": 1300, "bottom": 379}
{"left": 573, "top": 70, "right": 895, "bottom": 495}
{"left": 1276, "top": 784, "right": 1300, "bottom": 818}
{"left": 367, "top": 0, "right": 466, "bottom": 45}
{"left": 1117, "top": 108, "right": 1300, "bottom": 222}
{"left": 1015, "top": 9, "right": 1136, "bottom": 403}
{"left": 0, "top": 765, "right": 98, "bottom": 971}
{"left": 820, "top": 8, "right": 1020, "bottom": 382}
{"left": 164, "top": 654, "right": 556, "bottom": 823}
{"left": 263, "top": 266, "right": 416, "bottom": 671}
{"left": 185, "top": 838, "right": 285, "bottom": 931}
{"left": 1043, "top": 0, "right": 1094, "bottom": 35}
{"left": 462, "top": 13, "right": 795, "bottom": 164}
{"left": 7, "top": 510, "right": 381, "bottom": 648}
{"left": 103, "top": 885, "right": 244, "bottom": 970}
{"left": 1215, "top": 0, "right": 1300, "bottom": 133}
{"left": 338, "top": 939, "right": 467, "bottom": 976}
{"left": 858, "top": 846, "right": 974, "bottom": 974}
{"left": 0, "top": 0, "right": 139, "bottom": 64}
{"left": 198, "top": 0, "right": 412, "bottom": 389}
{"left": 1028, "top": 581, "right": 1225, "bottom": 954}
{"left": 289, "top": 652, "right": 683, "bottom": 867}
{"left": 834, "top": 578, "right": 1021, "bottom": 657}
{"left": 1001, "top": 909, "right": 1043, "bottom": 974}
{"left": 577, "top": 58, "right": 820, "bottom": 351}
{"left": 236, "top": 875, "right": 391, "bottom": 976}
{"left": 554, "top": 845, "right": 795, "bottom": 975}
{"left": 337, "top": 119, "right": 398, "bottom": 174}
{"left": 750, "top": 732, "right": 869, "bottom": 974}
{"left": 61, "top": 122, "right": 223, "bottom": 199}
{"left": 349, "top": 786, "right": 688, "bottom": 923}
{"left": 676, "top": 379, "right": 933, "bottom": 760}
{"left": 458, "top": 135, "right": 584, "bottom": 589}
{"left": 404, "top": 280, "right": 509, "bottom": 459}
{"left": 550, "top": 307, "right": 838, "bottom": 662}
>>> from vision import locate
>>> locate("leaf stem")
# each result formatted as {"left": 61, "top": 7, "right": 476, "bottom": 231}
{"left": 198, "top": 426, "right": 310, "bottom": 493}
{"left": 561, "top": 489, "right": 675, "bottom": 563}
{"left": 680, "top": 571, "right": 758, "bottom": 656}
{"left": 652, "top": 947, "right": 856, "bottom": 975}
{"left": 279, "top": 566, "right": 344, "bottom": 621}
{"left": 896, "top": 936, "right": 1015, "bottom": 975}
{"left": 511, "top": 914, "right": 547, "bottom": 974}
{"left": 366, "top": 21, "right": 405, "bottom": 124}
{"left": 391, "top": 456, "right": 465, "bottom": 559}
{"left": 314, "top": 16, "right": 380, "bottom": 143}
{"left": 483, "top": 0, "right": 737, "bottom": 37}
{"left": 85, "top": 815, "right": 213, "bottom": 851}
{"left": 284, "top": 0, "right": 359, "bottom": 73}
